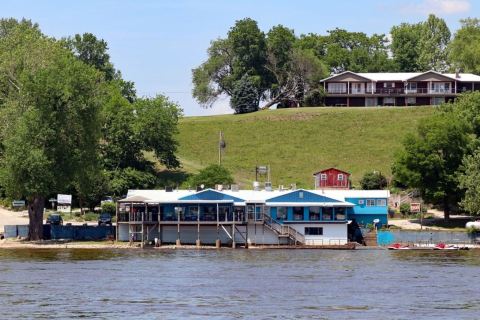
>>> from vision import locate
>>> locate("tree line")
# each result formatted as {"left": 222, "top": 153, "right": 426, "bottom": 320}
{"left": 0, "top": 19, "right": 182, "bottom": 239}
{"left": 193, "top": 15, "right": 480, "bottom": 113}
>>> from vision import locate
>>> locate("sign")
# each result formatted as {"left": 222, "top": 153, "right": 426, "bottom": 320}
{"left": 410, "top": 202, "right": 421, "bottom": 213}
{"left": 57, "top": 194, "right": 72, "bottom": 204}
{"left": 12, "top": 200, "right": 26, "bottom": 207}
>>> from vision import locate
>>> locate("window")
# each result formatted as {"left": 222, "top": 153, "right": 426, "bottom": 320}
{"left": 358, "top": 199, "right": 365, "bottom": 205}
{"left": 405, "top": 82, "right": 417, "bottom": 93}
{"left": 277, "top": 207, "right": 287, "bottom": 220}
{"left": 384, "top": 97, "right": 395, "bottom": 105}
{"left": 384, "top": 82, "right": 395, "bottom": 88}
{"left": 335, "top": 207, "right": 346, "bottom": 220}
{"left": 305, "top": 227, "right": 323, "bottom": 236}
{"left": 293, "top": 207, "right": 304, "bottom": 220}
{"left": 431, "top": 82, "right": 450, "bottom": 93}
{"left": 432, "top": 97, "right": 445, "bottom": 105}
{"left": 366, "top": 199, "right": 375, "bottom": 207}
{"left": 376, "top": 199, "right": 387, "bottom": 206}
{"left": 366, "top": 83, "right": 374, "bottom": 93}
{"left": 406, "top": 97, "right": 416, "bottom": 105}
{"left": 320, "top": 174, "right": 327, "bottom": 181}
{"left": 352, "top": 83, "right": 365, "bottom": 94}
{"left": 327, "top": 83, "right": 347, "bottom": 93}
{"left": 309, "top": 207, "right": 320, "bottom": 221}
{"left": 323, "top": 207, "right": 333, "bottom": 220}
{"left": 337, "top": 174, "right": 344, "bottom": 181}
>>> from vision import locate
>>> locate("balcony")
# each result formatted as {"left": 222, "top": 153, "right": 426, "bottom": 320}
{"left": 326, "top": 87, "right": 455, "bottom": 95}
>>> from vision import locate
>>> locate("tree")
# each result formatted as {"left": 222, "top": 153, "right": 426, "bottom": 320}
{"left": 360, "top": 171, "right": 388, "bottom": 190}
{"left": 418, "top": 14, "right": 451, "bottom": 71}
{"left": 66, "top": 32, "right": 137, "bottom": 102}
{"left": 0, "top": 19, "right": 104, "bottom": 240}
{"left": 448, "top": 18, "right": 480, "bottom": 74}
{"left": 188, "top": 164, "right": 234, "bottom": 189}
{"left": 458, "top": 149, "right": 480, "bottom": 215}
{"left": 392, "top": 114, "right": 470, "bottom": 221}
{"left": 192, "top": 18, "right": 270, "bottom": 110}
{"left": 230, "top": 74, "right": 259, "bottom": 114}
{"left": 390, "top": 23, "right": 422, "bottom": 71}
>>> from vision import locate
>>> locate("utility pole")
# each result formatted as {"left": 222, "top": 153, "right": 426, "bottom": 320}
{"left": 218, "top": 131, "right": 226, "bottom": 165}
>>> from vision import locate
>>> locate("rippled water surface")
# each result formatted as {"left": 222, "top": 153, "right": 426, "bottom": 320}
{"left": 0, "top": 248, "right": 479, "bottom": 319}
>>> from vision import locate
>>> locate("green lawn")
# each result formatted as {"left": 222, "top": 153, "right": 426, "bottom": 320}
{"left": 175, "top": 106, "right": 436, "bottom": 188}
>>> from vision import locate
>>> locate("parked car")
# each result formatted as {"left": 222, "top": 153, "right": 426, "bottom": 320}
{"left": 100, "top": 196, "right": 114, "bottom": 205}
{"left": 46, "top": 213, "right": 63, "bottom": 225}
{"left": 98, "top": 213, "right": 112, "bottom": 226}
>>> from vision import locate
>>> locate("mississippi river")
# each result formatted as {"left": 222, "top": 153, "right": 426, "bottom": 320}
{"left": 0, "top": 249, "right": 479, "bottom": 319}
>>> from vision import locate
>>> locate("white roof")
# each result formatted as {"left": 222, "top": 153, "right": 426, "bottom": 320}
{"left": 124, "top": 188, "right": 389, "bottom": 204}
{"left": 321, "top": 70, "right": 480, "bottom": 82}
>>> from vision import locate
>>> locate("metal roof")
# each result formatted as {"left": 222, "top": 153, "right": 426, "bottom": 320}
{"left": 320, "top": 71, "right": 480, "bottom": 82}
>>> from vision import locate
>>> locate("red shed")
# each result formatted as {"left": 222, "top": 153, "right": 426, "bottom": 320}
{"left": 313, "top": 168, "right": 351, "bottom": 189}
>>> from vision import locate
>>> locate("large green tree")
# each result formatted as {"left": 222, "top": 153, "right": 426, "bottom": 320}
{"left": 418, "top": 14, "right": 451, "bottom": 71}
{"left": 392, "top": 113, "right": 470, "bottom": 221}
{"left": 188, "top": 164, "right": 234, "bottom": 189}
{"left": 0, "top": 19, "right": 104, "bottom": 239}
{"left": 390, "top": 23, "right": 422, "bottom": 71}
{"left": 448, "top": 18, "right": 480, "bottom": 74}
{"left": 458, "top": 149, "right": 480, "bottom": 215}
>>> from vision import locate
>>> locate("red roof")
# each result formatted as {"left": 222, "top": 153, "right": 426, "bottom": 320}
{"left": 312, "top": 167, "right": 351, "bottom": 176}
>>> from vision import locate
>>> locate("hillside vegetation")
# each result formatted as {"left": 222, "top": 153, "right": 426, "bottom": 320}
{"left": 176, "top": 107, "right": 435, "bottom": 188}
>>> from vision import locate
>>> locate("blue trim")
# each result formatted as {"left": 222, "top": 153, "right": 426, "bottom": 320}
{"left": 179, "top": 189, "right": 244, "bottom": 202}
{"left": 266, "top": 189, "right": 341, "bottom": 204}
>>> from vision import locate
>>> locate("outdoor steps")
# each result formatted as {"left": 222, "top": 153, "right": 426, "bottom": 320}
{"left": 363, "top": 230, "right": 378, "bottom": 246}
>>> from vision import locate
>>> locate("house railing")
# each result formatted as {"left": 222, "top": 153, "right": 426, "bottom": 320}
{"left": 326, "top": 87, "right": 455, "bottom": 95}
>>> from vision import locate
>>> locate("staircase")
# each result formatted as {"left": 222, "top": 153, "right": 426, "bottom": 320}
{"left": 263, "top": 213, "right": 305, "bottom": 245}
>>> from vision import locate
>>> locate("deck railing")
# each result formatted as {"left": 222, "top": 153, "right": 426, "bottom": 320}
{"left": 263, "top": 212, "right": 305, "bottom": 244}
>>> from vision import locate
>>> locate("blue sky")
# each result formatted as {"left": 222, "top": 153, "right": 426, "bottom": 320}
{"left": 2, "top": 0, "right": 478, "bottom": 116}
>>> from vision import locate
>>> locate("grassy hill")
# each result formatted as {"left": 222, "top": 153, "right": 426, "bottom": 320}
{"left": 175, "top": 107, "right": 435, "bottom": 188}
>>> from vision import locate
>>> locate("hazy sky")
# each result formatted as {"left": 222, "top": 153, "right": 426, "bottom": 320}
{"left": 2, "top": 0, "right": 478, "bottom": 116}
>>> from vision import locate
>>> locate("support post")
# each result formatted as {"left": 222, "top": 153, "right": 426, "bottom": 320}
{"left": 216, "top": 203, "right": 220, "bottom": 248}
{"left": 176, "top": 207, "right": 181, "bottom": 247}
{"left": 196, "top": 204, "right": 201, "bottom": 248}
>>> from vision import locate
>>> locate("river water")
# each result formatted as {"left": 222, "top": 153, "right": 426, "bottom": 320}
{"left": 0, "top": 249, "right": 479, "bottom": 319}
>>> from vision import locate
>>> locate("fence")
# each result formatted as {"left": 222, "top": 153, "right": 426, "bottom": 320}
{"left": 4, "top": 224, "right": 115, "bottom": 241}
{"left": 377, "top": 230, "right": 475, "bottom": 246}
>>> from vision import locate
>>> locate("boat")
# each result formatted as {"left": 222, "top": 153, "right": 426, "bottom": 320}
{"left": 433, "top": 243, "right": 469, "bottom": 250}
{"left": 388, "top": 243, "right": 410, "bottom": 250}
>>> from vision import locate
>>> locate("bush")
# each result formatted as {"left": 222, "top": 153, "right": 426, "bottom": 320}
{"left": 83, "top": 212, "right": 99, "bottom": 221}
{"left": 101, "top": 202, "right": 116, "bottom": 215}
{"left": 188, "top": 164, "right": 234, "bottom": 189}
{"left": 399, "top": 203, "right": 411, "bottom": 216}
{"left": 360, "top": 171, "right": 388, "bottom": 190}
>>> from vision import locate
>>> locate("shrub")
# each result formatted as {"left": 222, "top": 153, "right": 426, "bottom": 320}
{"left": 188, "top": 164, "right": 234, "bottom": 189}
{"left": 399, "top": 203, "right": 411, "bottom": 216}
{"left": 83, "top": 212, "right": 99, "bottom": 221}
{"left": 360, "top": 171, "right": 388, "bottom": 190}
{"left": 101, "top": 202, "right": 116, "bottom": 215}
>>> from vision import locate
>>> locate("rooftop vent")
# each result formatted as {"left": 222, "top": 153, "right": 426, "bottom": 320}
{"left": 253, "top": 181, "right": 260, "bottom": 191}
{"left": 215, "top": 184, "right": 223, "bottom": 191}
{"left": 231, "top": 184, "right": 239, "bottom": 192}
{"left": 265, "top": 182, "right": 272, "bottom": 191}
{"left": 165, "top": 186, "right": 173, "bottom": 192}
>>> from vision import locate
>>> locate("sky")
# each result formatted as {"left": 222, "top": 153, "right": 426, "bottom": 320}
{"left": 2, "top": 0, "right": 479, "bottom": 116}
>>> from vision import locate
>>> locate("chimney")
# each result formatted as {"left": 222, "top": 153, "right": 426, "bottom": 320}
{"left": 455, "top": 68, "right": 460, "bottom": 79}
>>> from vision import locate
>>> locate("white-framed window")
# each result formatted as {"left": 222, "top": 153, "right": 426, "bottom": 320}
{"left": 430, "top": 82, "right": 451, "bottom": 93}
{"left": 327, "top": 83, "right": 347, "bottom": 93}
{"left": 405, "top": 82, "right": 417, "bottom": 93}
{"left": 358, "top": 199, "right": 365, "bottom": 205}
{"left": 384, "top": 97, "right": 395, "bottom": 105}
{"left": 376, "top": 199, "right": 387, "bottom": 206}
{"left": 384, "top": 82, "right": 395, "bottom": 88}
{"left": 366, "top": 199, "right": 376, "bottom": 207}
{"left": 351, "top": 82, "right": 365, "bottom": 94}
{"left": 432, "top": 97, "right": 445, "bottom": 105}
{"left": 320, "top": 174, "right": 327, "bottom": 181}
{"left": 337, "top": 174, "right": 344, "bottom": 181}
{"left": 366, "top": 82, "right": 374, "bottom": 93}
{"left": 406, "top": 97, "right": 416, "bottom": 105}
